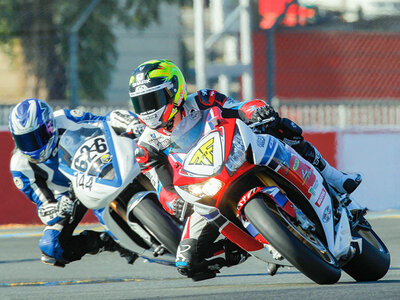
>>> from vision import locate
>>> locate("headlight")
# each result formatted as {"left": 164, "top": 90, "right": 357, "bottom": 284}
{"left": 180, "top": 178, "right": 224, "bottom": 198}
{"left": 225, "top": 128, "right": 246, "bottom": 175}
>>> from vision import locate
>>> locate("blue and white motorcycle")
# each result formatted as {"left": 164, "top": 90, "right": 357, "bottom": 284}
{"left": 58, "top": 120, "right": 181, "bottom": 265}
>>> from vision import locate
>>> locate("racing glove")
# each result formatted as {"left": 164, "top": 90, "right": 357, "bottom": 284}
{"left": 56, "top": 195, "right": 75, "bottom": 217}
{"left": 250, "top": 105, "right": 280, "bottom": 126}
{"left": 128, "top": 118, "right": 145, "bottom": 137}
{"left": 109, "top": 110, "right": 145, "bottom": 138}
{"left": 38, "top": 196, "right": 75, "bottom": 225}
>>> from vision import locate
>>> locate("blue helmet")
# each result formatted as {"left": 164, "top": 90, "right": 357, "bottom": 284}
{"left": 9, "top": 98, "right": 58, "bottom": 163}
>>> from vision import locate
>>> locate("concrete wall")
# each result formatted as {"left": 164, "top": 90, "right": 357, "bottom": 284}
{"left": 338, "top": 130, "right": 400, "bottom": 211}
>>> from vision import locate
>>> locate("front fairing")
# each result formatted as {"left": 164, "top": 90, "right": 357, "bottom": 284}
{"left": 172, "top": 110, "right": 338, "bottom": 256}
{"left": 59, "top": 121, "right": 140, "bottom": 209}
{"left": 170, "top": 110, "right": 227, "bottom": 178}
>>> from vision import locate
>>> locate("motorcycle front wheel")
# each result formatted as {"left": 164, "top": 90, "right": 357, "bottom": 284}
{"left": 130, "top": 197, "right": 182, "bottom": 256}
{"left": 342, "top": 220, "right": 390, "bottom": 281}
{"left": 244, "top": 195, "right": 341, "bottom": 284}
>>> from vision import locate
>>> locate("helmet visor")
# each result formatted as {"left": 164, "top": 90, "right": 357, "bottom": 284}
{"left": 12, "top": 123, "right": 54, "bottom": 152}
{"left": 130, "top": 87, "right": 172, "bottom": 114}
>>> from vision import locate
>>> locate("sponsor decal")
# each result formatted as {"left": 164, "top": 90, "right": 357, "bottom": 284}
{"left": 248, "top": 104, "right": 258, "bottom": 113}
{"left": 13, "top": 177, "right": 24, "bottom": 189}
{"left": 136, "top": 73, "right": 144, "bottom": 81}
{"left": 135, "top": 85, "right": 148, "bottom": 93}
{"left": 70, "top": 109, "right": 83, "bottom": 117}
{"left": 322, "top": 205, "right": 332, "bottom": 223}
{"left": 237, "top": 187, "right": 263, "bottom": 214}
{"left": 100, "top": 153, "right": 111, "bottom": 164}
{"left": 268, "top": 138, "right": 275, "bottom": 149}
{"left": 257, "top": 136, "right": 266, "bottom": 147}
{"left": 130, "top": 79, "right": 150, "bottom": 88}
{"left": 292, "top": 158, "right": 299, "bottom": 171}
{"left": 315, "top": 188, "right": 326, "bottom": 207}
{"left": 301, "top": 168, "right": 311, "bottom": 185}
{"left": 308, "top": 179, "right": 319, "bottom": 196}
{"left": 189, "top": 138, "right": 214, "bottom": 166}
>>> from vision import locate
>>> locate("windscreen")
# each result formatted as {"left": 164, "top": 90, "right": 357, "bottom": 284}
{"left": 58, "top": 121, "right": 114, "bottom": 180}
{"left": 170, "top": 110, "right": 207, "bottom": 154}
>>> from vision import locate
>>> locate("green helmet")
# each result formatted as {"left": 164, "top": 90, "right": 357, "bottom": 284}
{"left": 128, "top": 59, "right": 187, "bottom": 130}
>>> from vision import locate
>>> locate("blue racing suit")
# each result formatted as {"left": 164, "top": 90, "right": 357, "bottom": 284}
{"left": 10, "top": 109, "right": 142, "bottom": 266}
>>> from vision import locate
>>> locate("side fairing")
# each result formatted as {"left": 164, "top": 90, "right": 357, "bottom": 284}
{"left": 236, "top": 120, "right": 336, "bottom": 251}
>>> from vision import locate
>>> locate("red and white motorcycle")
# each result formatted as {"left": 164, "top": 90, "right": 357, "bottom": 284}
{"left": 168, "top": 107, "right": 390, "bottom": 284}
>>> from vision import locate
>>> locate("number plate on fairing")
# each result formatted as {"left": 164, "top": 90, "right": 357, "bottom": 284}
{"left": 182, "top": 131, "right": 224, "bottom": 176}
{"left": 72, "top": 136, "right": 111, "bottom": 191}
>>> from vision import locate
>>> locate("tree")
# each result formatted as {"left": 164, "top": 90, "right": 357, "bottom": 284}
{"left": 0, "top": 0, "right": 178, "bottom": 101}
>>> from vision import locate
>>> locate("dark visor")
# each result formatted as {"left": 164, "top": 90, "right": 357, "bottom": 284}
{"left": 131, "top": 88, "right": 171, "bottom": 114}
{"left": 13, "top": 123, "right": 53, "bottom": 152}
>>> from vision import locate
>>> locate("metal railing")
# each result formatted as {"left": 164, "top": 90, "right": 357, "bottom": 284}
{"left": 2, "top": 101, "right": 400, "bottom": 129}
{"left": 277, "top": 100, "right": 400, "bottom": 129}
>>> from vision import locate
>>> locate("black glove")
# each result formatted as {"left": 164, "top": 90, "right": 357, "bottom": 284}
{"left": 275, "top": 118, "right": 303, "bottom": 146}
{"left": 250, "top": 105, "right": 279, "bottom": 123}
{"left": 175, "top": 198, "right": 194, "bottom": 220}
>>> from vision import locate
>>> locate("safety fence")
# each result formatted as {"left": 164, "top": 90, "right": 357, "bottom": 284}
{"left": 2, "top": 101, "right": 400, "bottom": 129}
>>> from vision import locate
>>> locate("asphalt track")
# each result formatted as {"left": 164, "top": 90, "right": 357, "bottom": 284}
{"left": 1, "top": 215, "right": 399, "bottom": 300}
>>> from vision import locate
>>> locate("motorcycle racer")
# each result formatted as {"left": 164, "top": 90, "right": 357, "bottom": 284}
{"left": 129, "top": 59, "right": 362, "bottom": 279}
{"left": 9, "top": 98, "right": 144, "bottom": 267}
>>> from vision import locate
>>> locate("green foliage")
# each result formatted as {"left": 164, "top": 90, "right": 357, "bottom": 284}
{"left": 0, "top": 0, "right": 179, "bottom": 101}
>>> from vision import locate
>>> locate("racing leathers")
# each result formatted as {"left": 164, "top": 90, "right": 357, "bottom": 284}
{"left": 10, "top": 109, "right": 143, "bottom": 267}
{"left": 135, "top": 88, "right": 361, "bottom": 278}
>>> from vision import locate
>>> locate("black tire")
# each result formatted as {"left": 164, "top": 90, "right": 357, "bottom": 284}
{"left": 130, "top": 197, "right": 181, "bottom": 256}
{"left": 342, "top": 226, "right": 390, "bottom": 281}
{"left": 244, "top": 196, "right": 341, "bottom": 284}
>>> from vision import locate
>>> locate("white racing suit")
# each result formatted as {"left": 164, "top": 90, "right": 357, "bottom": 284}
{"left": 136, "top": 89, "right": 361, "bottom": 279}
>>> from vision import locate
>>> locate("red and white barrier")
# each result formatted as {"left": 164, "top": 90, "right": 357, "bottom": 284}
{"left": 0, "top": 131, "right": 97, "bottom": 225}
{"left": 306, "top": 129, "right": 400, "bottom": 211}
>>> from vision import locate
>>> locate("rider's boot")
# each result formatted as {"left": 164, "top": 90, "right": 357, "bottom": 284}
{"left": 293, "top": 141, "right": 362, "bottom": 194}
{"left": 62, "top": 231, "right": 138, "bottom": 265}
{"left": 176, "top": 238, "right": 220, "bottom": 281}
{"left": 176, "top": 238, "right": 249, "bottom": 281}
{"left": 41, "top": 253, "right": 68, "bottom": 268}
{"left": 99, "top": 232, "right": 139, "bottom": 264}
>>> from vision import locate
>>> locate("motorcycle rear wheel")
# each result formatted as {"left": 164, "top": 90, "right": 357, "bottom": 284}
{"left": 130, "top": 197, "right": 181, "bottom": 256}
{"left": 244, "top": 195, "right": 341, "bottom": 284}
{"left": 342, "top": 222, "right": 390, "bottom": 281}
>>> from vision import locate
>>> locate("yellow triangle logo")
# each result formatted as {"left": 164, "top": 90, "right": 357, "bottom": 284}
{"left": 189, "top": 138, "right": 214, "bottom": 166}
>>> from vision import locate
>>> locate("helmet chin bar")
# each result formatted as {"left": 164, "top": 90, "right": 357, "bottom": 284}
{"left": 165, "top": 105, "right": 184, "bottom": 131}
{"left": 165, "top": 118, "right": 175, "bottom": 131}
